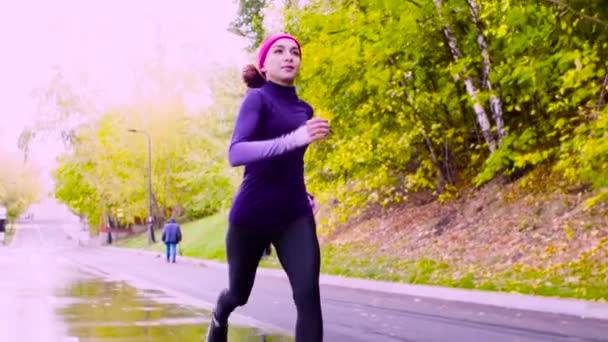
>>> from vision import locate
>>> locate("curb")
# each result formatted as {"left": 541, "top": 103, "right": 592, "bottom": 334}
{"left": 107, "top": 246, "right": 608, "bottom": 321}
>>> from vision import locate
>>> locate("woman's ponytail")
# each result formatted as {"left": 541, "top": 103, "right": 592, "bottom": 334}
{"left": 242, "top": 64, "right": 266, "bottom": 88}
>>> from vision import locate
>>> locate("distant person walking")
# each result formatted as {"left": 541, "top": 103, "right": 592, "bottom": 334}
{"left": 206, "top": 33, "right": 329, "bottom": 342}
{"left": 0, "top": 204, "right": 7, "bottom": 244}
{"left": 161, "top": 218, "right": 182, "bottom": 263}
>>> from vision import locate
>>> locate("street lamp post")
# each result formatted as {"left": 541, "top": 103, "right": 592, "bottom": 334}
{"left": 127, "top": 128, "right": 155, "bottom": 244}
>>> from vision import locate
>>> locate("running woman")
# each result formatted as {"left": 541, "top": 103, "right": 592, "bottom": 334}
{"left": 206, "top": 33, "right": 329, "bottom": 342}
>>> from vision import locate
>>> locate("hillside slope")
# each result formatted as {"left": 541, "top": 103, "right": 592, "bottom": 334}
{"left": 317, "top": 171, "right": 608, "bottom": 300}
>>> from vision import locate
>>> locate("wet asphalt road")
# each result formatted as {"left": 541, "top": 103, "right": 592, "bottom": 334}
{"left": 5, "top": 218, "right": 608, "bottom": 342}
{"left": 2, "top": 220, "right": 289, "bottom": 341}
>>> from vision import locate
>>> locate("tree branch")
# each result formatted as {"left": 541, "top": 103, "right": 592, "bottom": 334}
{"left": 404, "top": 0, "right": 422, "bottom": 8}
{"left": 544, "top": 0, "right": 608, "bottom": 28}
{"left": 596, "top": 73, "right": 608, "bottom": 118}
{"left": 327, "top": 28, "right": 350, "bottom": 35}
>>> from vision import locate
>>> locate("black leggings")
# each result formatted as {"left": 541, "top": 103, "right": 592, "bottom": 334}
{"left": 214, "top": 215, "right": 323, "bottom": 341}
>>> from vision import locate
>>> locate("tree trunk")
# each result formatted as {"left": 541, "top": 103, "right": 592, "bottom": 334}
{"left": 433, "top": 0, "right": 496, "bottom": 153}
{"left": 597, "top": 73, "right": 608, "bottom": 118}
{"left": 424, "top": 136, "right": 446, "bottom": 194}
{"left": 400, "top": 75, "right": 450, "bottom": 192}
{"left": 443, "top": 138, "right": 456, "bottom": 185}
{"left": 466, "top": 0, "right": 506, "bottom": 144}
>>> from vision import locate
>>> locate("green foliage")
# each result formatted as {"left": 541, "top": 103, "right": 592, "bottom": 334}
{"left": 0, "top": 151, "right": 42, "bottom": 220}
{"left": 556, "top": 108, "right": 608, "bottom": 207}
{"left": 475, "top": 128, "right": 555, "bottom": 186}
{"left": 276, "top": 0, "right": 608, "bottom": 219}
{"left": 556, "top": 109, "right": 608, "bottom": 188}
{"left": 52, "top": 66, "right": 245, "bottom": 226}
{"left": 229, "top": 0, "right": 268, "bottom": 50}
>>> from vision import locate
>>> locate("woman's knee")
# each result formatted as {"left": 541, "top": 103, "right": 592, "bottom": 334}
{"left": 293, "top": 283, "right": 321, "bottom": 308}
{"left": 221, "top": 288, "right": 251, "bottom": 307}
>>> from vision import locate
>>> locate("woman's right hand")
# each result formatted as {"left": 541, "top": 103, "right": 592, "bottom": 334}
{"left": 306, "top": 118, "right": 330, "bottom": 142}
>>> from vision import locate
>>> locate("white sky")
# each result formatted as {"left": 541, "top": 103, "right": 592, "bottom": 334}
{"left": 0, "top": 0, "right": 250, "bottom": 191}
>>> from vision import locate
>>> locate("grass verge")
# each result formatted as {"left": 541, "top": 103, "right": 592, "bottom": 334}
{"left": 116, "top": 212, "right": 229, "bottom": 261}
{"left": 323, "top": 244, "right": 608, "bottom": 301}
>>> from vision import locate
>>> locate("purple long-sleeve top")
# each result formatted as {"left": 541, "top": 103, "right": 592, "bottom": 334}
{"left": 228, "top": 81, "right": 315, "bottom": 228}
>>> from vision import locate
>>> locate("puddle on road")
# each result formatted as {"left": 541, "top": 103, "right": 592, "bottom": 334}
{"left": 55, "top": 277, "right": 293, "bottom": 342}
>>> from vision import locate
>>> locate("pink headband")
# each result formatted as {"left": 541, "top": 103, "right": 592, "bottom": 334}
{"left": 257, "top": 33, "right": 302, "bottom": 70}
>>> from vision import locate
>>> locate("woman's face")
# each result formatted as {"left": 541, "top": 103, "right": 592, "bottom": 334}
{"left": 261, "top": 38, "right": 301, "bottom": 86}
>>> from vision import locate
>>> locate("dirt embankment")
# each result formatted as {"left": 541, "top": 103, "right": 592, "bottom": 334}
{"left": 321, "top": 173, "right": 608, "bottom": 278}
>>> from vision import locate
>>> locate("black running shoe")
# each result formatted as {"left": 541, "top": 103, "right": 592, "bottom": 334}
{"left": 206, "top": 313, "right": 228, "bottom": 342}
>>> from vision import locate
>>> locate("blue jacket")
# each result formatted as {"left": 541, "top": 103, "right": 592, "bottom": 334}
{"left": 162, "top": 218, "right": 182, "bottom": 244}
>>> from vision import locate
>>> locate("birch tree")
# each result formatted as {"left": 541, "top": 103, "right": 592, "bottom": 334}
{"left": 466, "top": 0, "right": 506, "bottom": 143}
{"left": 432, "top": 0, "right": 496, "bottom": 153}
